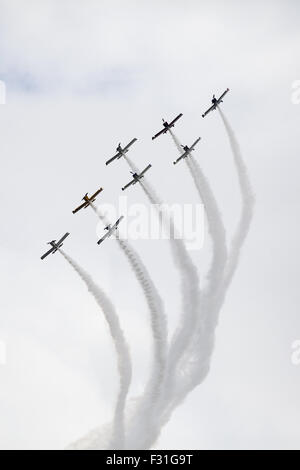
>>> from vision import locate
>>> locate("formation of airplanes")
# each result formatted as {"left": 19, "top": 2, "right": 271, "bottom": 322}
{"left": 41, "top": 89, "right": 229, "bottom": 259}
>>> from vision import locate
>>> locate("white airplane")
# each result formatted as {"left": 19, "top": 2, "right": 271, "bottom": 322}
{"left": 121, "top": 164, "right": 152, "bottom": 191}
{"left": 173, "top": 138, "right": 201, "bottom": 165}
{"left": 41, "top": 232, "right": 70, "bottom": 260}
{"left": 202, "top": 88, "right": 230, "bottom": 118}
{"left": 97, "top": 216, "right": 124, "bottom": 245}
{"left": 106, "top": 138, "right": 137, "bottom": 165}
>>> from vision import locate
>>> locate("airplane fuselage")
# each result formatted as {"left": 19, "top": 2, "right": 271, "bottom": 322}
{"left": 163, "top": 121, "right": 175, "bottom": 132}
{"left": 117, "top": 146, "right": 129, "bottom": 157}
{"left": 212, "top": 96, "right": 223, "bottom": 108}
{"left": 48, "top": 241, "right": 62, "bottom": 252}
{"left": 181, "top": 146, "right": 195, "bottom": 159}
{"left": 132, "top": 173, "right": 144, "bottom": 183}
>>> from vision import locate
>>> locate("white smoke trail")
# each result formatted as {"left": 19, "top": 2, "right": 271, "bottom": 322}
{"left": 156, "top": 130, "right": 228, "bottom": 416}
{"left": 176, "top": 156, "right": 228, "bottom": 383}
{"left": 168, "top": 129, "right": 184, "bottom": 155}
{"left": 179, "top": 110, "right": 255, "bottom": 393}
{"left": 89, "top": 202, "right": 168, "bottom": 449}
{"left": 169, "top": 129, "right": 227, "bottom": 294}
{"left": 172, "top": 109, "right": 255, "bottom": 395}
{"left": 117, "top": 237, "right": 169, "bottom": 449}
{"left": 218, "top": 109, "right": 255, "bottom": 289}
{"left": 59, "top": 249, "right": 132, "bottom": 450}
{"left": 116, "top": 237, "right": 167, "bottom": 392}
{"left": 124, "top": 156, "right": 139, "bottom": 174}
{"left": 160, "top": 117, "right": 255, "bottom": 417}
{"left": 123, "top": 155, "right": 201, "bottom": 424}
{"left": 186, "top": 157, "right": 227, "bottom": 291}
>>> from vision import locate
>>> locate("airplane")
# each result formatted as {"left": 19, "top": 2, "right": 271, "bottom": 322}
{"left": 173, "top": 138, "right": 201, "bottom": 165}
{"left": 41, "top": 232, "right": 70, "bottom": 260}
{"left": 72, "top": 188, "right": 103, "bottom": 214}
{"left": 152, "top": 113, "right": 183, "bottom": 140}
{"left": 202, "top": 88, "right": 230, "bottom": 118}
{"left": 97, "top": 216, "right": 124, "bottom": 245}
{"left": 106, "top": 138, "right": 138, "bottom": 165}
{"left": 121, "top": 164, "right": 152, "bottom": 191}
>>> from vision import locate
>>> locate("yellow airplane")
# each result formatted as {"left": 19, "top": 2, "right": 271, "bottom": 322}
{"left": 72, "top": 188, "right": 103, "bottom": 214}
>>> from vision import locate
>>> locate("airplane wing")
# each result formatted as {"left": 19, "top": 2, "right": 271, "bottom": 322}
{"left": 72, "top": 201, "right": 88, "bottom": 214}
{"left": 169, "top": 113, "right": 183, "bottom": 126}
{"left": 113, "top": 215, "right": 124, "bottom": 228}
{"left": 97, "top": 231, "right": 111, "bottom": 245}
{"left": 173, "top": 151, "right": 188, "bottom": 165}
{"left": 138, "top": 164, "right": 152, "bottom": 178}
{"left": 190, "top": 137, "right": 201, "bottom": 149}
{"left": 122, "top": 178, "right": 136, "bottom": 191}
{"left": 151, "top": 128, "right": 166, "bottom": 141}
{"left": 41, "top": 246, "right": 55, "bottom": 260}
{"left": 202, "top": 104, "right": 216, "bottom": 118}
{"left": 123, "top": 138, "right": 137, "bottom": 151}
{"left": 106, "top": 152, "right": 122, "bottom": 166}
{"left": 56, "top": 232, "right": 70, "bottom": 246}
{"left": 90, "top": 188, "right": 103, "bottom": 200}
{"left": 218, "top": 88, "right": 230, "bottom": 102}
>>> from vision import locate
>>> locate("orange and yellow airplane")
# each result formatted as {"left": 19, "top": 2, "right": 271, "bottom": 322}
{"left": 72, "top": 188, "right": 103, "bottom": 214}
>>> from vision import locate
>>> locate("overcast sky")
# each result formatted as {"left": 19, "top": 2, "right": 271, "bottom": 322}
{"left": 1, "top": 0, "right": 300, "bottom": 449}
